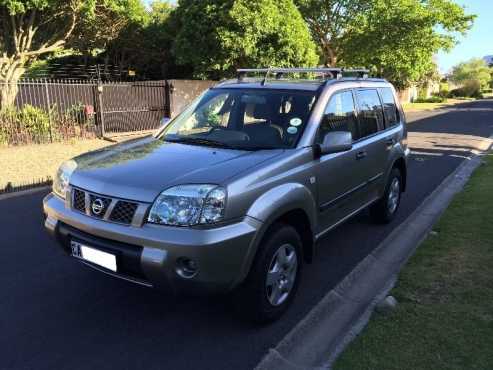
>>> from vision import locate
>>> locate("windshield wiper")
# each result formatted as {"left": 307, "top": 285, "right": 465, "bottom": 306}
{"left": 164, "top": 136, "right": 237, "bottom": 149}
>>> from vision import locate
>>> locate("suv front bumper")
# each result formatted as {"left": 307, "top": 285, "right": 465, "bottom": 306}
{"left": 43, "top": 193, "right": 262, "bottom": 294}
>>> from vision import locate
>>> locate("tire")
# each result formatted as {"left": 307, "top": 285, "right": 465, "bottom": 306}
{"left": 234, "top": 223, "right": 303, "bottom": 323}
{"left": 370, "top": 168, "right": 402, "bottom": 224}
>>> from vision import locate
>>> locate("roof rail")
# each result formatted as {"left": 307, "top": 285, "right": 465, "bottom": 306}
{"left": 236, "top": 67, "right": 369, "bottom": 83}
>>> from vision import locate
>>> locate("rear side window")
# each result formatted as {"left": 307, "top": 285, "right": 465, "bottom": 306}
{"left": 317, "top": 91, "right": 359, "bottom": 143}
{"left": 379, "top": 88, "right": 399, "bottom": 127}
{"left": 354, "top": 89, "right": 384, "bottom": 139}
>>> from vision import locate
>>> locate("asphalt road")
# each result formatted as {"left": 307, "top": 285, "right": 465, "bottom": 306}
{"left": 2, "top": 100, "right": 492, "bottom": 370}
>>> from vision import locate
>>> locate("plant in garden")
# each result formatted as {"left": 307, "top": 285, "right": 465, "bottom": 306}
{"left": 172, "top": 0, "right": 318, "bottom": 79}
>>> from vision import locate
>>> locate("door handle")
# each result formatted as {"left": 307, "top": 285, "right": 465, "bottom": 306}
{"left": 356, "top": 151, "right": 367, "bottom": 160}
{"left": 386, "top": 138, "right": 395, "bottom": 146}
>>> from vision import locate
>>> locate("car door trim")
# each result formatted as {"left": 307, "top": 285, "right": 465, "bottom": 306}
{"left": 319, "top": 172, "right": 383, "bottom": 212}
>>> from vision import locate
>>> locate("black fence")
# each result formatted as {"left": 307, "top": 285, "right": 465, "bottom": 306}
{"left": 0, "top": 79, "right": 170, "bottom": 146}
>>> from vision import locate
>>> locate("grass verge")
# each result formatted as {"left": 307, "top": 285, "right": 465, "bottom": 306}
{"left": 334, "top": 153, "right": 493, "bottom": 370}
{"left": 0, "top": 139, "right": 111, "bottom": 191}
{"left": 403, "top": 98, "right": 475, "bottom": 112}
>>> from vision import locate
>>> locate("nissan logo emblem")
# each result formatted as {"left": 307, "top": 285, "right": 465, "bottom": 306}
{"left": 91, "top": 198, "right": 105, "bottom": 215}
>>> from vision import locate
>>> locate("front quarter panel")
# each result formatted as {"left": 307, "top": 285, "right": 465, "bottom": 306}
{"left": 246, "top": 183, "right": 317, "bottom": 227}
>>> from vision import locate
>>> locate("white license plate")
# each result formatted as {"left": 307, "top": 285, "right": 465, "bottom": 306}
{"left": 71, "top": 241, "right": 117, "bottom": 272}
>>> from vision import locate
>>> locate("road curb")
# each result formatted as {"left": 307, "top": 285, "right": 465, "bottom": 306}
{"left": 0, "top": 186, "right": 50, "bottom": 201}
{"left": 255, "top": 153, "right": 486, "bottom": 370}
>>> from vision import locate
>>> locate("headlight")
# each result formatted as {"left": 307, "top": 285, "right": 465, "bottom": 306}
{"left": 53, "top": 160, "right": 77, "bottom": 199}
{"left": 148, "top": 184, "right": 226, "bottom": 226}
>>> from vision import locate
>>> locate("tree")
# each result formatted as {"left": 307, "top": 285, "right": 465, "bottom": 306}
{"left": 172, "top": 0, "right": 319, "bottom": 79}
{"left": 0, "top": 0, "right": 143, "bottom": 108}
{"left": 296, "top": 0, "right": 475, "bottom": 88}
{"left": 449, "top": 58, "right": 492, "bottom": 90}
{"left": 104, "top": 1, "right": 179, "bottom": 79}
{"left": 295, "top": 0, "right": 371, "bottom": 66}
{"left": 71, "top": 0, "right": 148, "bottom": 69}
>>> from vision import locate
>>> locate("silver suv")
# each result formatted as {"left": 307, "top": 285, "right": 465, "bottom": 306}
{"left": 43, "top": 68, "right": 409, "bottom": 322}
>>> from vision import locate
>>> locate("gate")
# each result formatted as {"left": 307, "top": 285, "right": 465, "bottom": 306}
{"left": 97, "top": 80, "right": 170, "bottom": 135}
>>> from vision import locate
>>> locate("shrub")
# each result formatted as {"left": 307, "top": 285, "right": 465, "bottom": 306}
{"left": 414, "top": 96, "right": 446, "bottom": 103}
{"left": 449, "top": 79, "right": 482, "bottom": 98}
{"left": 17, "top": 104, "right": 51, "bottom": 139}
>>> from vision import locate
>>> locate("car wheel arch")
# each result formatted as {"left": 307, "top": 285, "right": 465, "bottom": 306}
{"left": 237, "top": 184, "right": 317, "bottom": 284}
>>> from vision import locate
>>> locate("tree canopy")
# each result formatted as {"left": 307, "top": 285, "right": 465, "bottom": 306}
{"left": 449, "top": 58, "right": 492, "bottom": 90}
{"left": 295, "top": 0, "right": 475, "bottom": 88}
{"left": 0, "top": 0, "right": 145, "bottom": 107}
{"left": 172, "top": 0, "right": 319, "bottom": 79}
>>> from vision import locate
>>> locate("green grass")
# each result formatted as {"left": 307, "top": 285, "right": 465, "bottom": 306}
{"left": 334, "top": 154, "right": 493, "bottom": 370}
{"left": 403, "top": 98, "right": 475, "bottom": 113}
{"left": 0, "top": 139, "right": 111, "bottom": 190}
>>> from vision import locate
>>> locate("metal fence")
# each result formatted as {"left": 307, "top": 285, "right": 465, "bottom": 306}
{"left": 0, "top": 79, "right": 170, "bottom": 146}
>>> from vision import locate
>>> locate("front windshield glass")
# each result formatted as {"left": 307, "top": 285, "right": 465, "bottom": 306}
{"left": 160, "top": 88, "right": 318, "bottom": 150}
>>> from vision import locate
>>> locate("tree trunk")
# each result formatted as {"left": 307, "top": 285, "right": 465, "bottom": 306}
{"left": 0, "top": 61, "right": 25, "bottom": 110}
{"left": 0, "top": 82, "right": 19, "bottom": 109}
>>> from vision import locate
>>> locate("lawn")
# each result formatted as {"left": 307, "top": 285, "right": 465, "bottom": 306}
{"left": 402, "top": 98, "right": 475, "bottom": 112}
{"left": 0, "top": 139, "right": 112, "bottom": 191}
{"left": 334, "top": 154, "right": 493, "bottom": 370}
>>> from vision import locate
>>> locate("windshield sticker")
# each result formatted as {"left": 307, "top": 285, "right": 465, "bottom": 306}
{"left": 290, "top": 117, "right": 302, "bottom": 127}
{"left": 287, "top": 126, "right": 298, "bottom": 135}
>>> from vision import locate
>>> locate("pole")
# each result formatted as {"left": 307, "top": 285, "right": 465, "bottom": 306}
{"left": 44, "top": 79, "right": 53, "bottom": 142}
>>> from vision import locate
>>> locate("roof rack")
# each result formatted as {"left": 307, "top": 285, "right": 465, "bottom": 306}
{"left": 236, "top": 67, "right": 369, "bottom": 84}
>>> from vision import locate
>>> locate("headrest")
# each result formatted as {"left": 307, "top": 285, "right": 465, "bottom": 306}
{"left": 253, "top": 103, "right": 272, "bottom": 120}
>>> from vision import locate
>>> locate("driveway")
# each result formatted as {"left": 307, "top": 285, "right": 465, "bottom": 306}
{"left": 2, "top": 99, "right": 492, "bottom": 370}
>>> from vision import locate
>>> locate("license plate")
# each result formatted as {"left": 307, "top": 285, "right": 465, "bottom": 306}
{"left": 71, "top": 241, "right": 117, "bottom": 272}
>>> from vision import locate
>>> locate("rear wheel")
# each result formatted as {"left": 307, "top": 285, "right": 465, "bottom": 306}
{"left": 234, "top": 223, "right": 302, "bottom": 323}
{"left": 370, "top": 168, "right": 402, "bottom": 224}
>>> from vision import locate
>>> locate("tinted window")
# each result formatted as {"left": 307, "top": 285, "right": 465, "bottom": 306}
{"left": 355, "top": 89, "right": 384, "bottom": 138}
{"left": 318, "top": 91, "right": 358, "bottom": 143}
{"left": 379, "top": 87, "right": 399, "bottom": 127}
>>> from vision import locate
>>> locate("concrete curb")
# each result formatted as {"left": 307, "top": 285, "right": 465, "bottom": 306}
{"left": 0, "top": 186, "right": 50, "bottom": 201}
{"left": 255, "top": 153, "right": 486, "bottom": 370}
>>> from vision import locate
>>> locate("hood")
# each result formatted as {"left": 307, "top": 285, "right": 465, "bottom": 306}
{"left": 70, "top": 136, "right": 283, "bottom": 202}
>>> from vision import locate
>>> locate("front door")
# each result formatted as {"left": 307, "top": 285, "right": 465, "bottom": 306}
{"left": 314, "top": 90, "right": 369, "bottom": 232}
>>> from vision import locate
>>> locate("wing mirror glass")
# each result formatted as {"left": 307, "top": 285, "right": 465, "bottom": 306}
{"left": 319, "top": 131, "right": 353, "bottom": 155}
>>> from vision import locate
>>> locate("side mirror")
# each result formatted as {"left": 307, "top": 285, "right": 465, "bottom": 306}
{"left": 319, "top": 131, "right": 353, "bottom": 155}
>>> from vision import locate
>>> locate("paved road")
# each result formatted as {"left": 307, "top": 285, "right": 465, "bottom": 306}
{"left": 2, "top": 100, "right": 492, "bottom": 370}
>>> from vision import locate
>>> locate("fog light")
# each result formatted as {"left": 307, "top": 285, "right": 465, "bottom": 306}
{"left": 176, "top": 257, "right": 198, "bottom": 278}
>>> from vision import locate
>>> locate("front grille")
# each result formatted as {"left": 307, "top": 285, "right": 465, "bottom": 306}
{"left": 73, "top": 189, "right": 86, "bottom": 212}
{"left": 110, "top": 201, "right": 139, "bottom": 224}
{"left": 89, "top": 194, "right": 112, "bottom": 218}
{"left": 71, "top": 188, "right": 143, "bottom": 225}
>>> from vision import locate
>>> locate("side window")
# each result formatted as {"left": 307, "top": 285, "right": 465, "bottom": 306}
{"left": 317, "top": 91, "right": 359, "bottom": 143}
{"left": 378, "top": 87, "right": 399, "bottom": 127}
{"left": 354, "top": 89, "right": 384, "bottom": 138}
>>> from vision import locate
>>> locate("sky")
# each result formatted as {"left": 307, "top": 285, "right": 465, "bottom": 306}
{"left": 436, "top": 0, "right": 493, "bottom": 73}
{"left": 144, "top": 0, "right": 491, "bottom": 74}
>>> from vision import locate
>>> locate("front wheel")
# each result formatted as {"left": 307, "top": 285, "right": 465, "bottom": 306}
{"left": 234, "top": 223, "right": 302, "bottom": 323}
{"left": 370, "top": 168, "right": 402, "bottom": 224}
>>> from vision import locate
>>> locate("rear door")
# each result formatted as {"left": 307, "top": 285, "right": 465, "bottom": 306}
{"left": 353, "top": 89, "right": 390, "bottom": 202}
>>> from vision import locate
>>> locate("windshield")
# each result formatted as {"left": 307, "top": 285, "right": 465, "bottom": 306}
{"left": 159, "top": 88, "right": 318, "bottom": 150}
